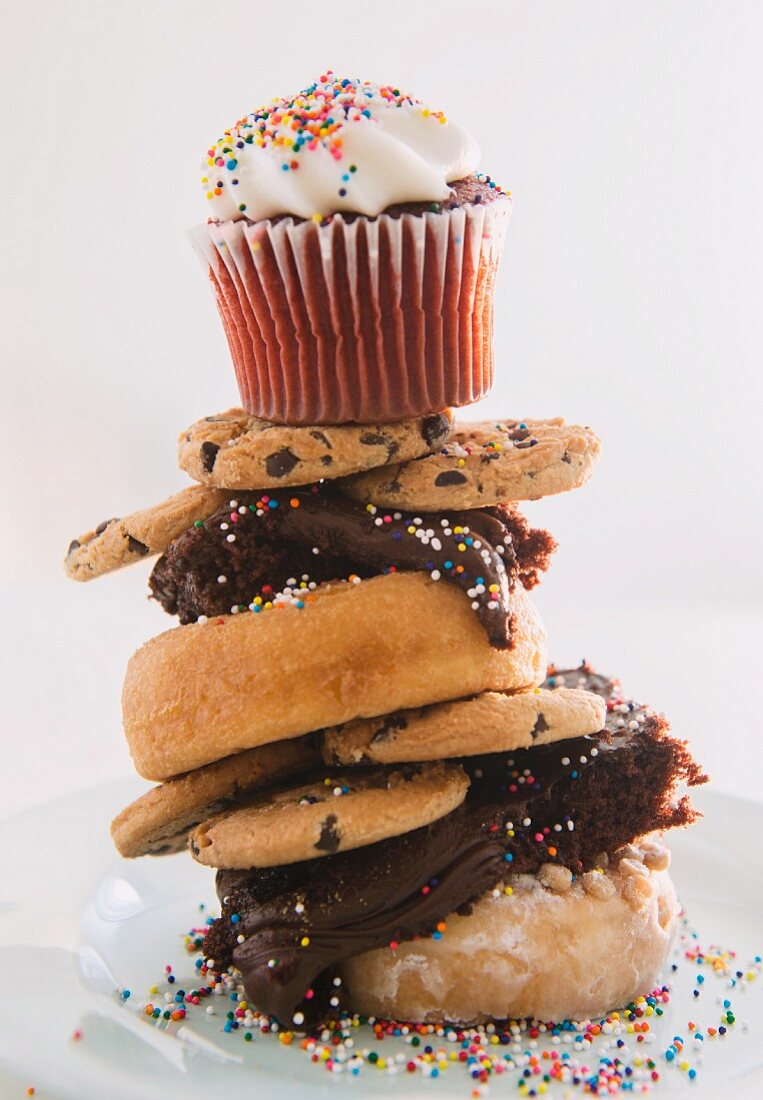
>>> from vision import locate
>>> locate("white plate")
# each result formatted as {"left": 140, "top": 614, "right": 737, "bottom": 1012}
{"left": 1, "top": 782, "right": 761, "bottom": 1099}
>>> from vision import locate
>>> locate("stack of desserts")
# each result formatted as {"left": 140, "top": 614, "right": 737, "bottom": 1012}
{"left": 65, "top": 74, "right": 706, "bottom": 1030}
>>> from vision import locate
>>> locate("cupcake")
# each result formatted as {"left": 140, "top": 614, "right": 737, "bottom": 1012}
{"left": 190, "top": 72, "right": 512, "bottom": 425}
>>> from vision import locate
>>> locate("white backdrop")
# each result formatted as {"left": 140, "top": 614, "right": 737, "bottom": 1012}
{"left": 3, "top": 0, "right": 763, "bottom": 820}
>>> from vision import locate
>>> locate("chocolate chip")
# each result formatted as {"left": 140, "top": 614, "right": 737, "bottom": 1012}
{"left": 127, "top": 535, "right": 150, "bottom": 556}
{"left": 434, "top": 470, "right": 468, "bottom": 487}
{"left": 421, "top": 413, "right": 450, "bottom": 448}
{"left": 359, "top": 432, "right": 388, "bottom": 448}
{"left": 314, "top": 814, "right": 340, "bottom": 853}
{"left": 309, "top": 430, "right": 332, "bottom": 448}
{"left": 67, "top": 539, "right": 80, "bottom": 555}
{"left": 201, "top": 441, "right": 220, "bottom": 472}
{"left": 321, "top": 455, "right": 333, "bottom": 466}
{"left": 400, "top": 764, "right": 423, "bottom": 782}
{"left": 561, "top": 451, "right": 572, "bottom": 464}
{"left": 95, "top": 518, "right": 117, "bottom": 536}
{"left": 266, "top": 448, "right": 300, "bottom": 478}
{"left": 360, "top": 432, "right": 399, "bottom": 461}
{"left": 508, "top": 426, "right": 530, "bottom": 442}
{"left": 371, "top": 713, "right": 408, "bottom": 744}
{"left": 532, "top": 712, "right": 549, "bottom": 738}
{"left": 514, "top": 439, "right": 538, "bottom": 450}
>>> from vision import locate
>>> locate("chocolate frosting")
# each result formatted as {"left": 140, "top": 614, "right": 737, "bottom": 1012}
{"left": 215, "top": 809, "right": 504, "bottom": 1027}
{"left": 150, "top": 487, "right": 555, "bottom": 648}
{"left": 203, "top": 693, "right": 706, "bottom": 1024}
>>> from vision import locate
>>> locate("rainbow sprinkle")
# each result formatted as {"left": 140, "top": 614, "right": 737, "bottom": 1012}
{"left": 201, "top": 73, "right": 508, "bottom": 219}
{"left": 203, "top": 73, "right": 447, "bottom": 208}
{"left": 201, "top": 491, "right": 513, "bottom": 626}
{"left": 116, "top": 906, "right": 761, "bottom": 1095}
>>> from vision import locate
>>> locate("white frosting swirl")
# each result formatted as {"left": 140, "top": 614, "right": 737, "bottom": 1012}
{"left": 201, "top": 74, "right": 481, "bottom": 222}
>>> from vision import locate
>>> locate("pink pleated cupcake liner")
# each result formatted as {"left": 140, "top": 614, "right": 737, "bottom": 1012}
{"left": 190, "top": 198, "right": 512, "bottom": 425}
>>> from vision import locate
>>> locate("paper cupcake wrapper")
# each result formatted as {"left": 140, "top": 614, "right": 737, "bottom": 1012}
{"left": 190, "top": 199, "right": 512, "bottom": 424}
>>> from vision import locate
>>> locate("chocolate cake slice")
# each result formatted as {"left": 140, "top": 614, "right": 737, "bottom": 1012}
{"left": 149, "top": 485, "right": 555, "bottom": 647}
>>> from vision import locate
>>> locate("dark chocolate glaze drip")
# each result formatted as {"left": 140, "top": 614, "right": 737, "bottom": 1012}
{"left": 217, "top": 814, "right": 504, "bottom": 1028}
{"left": 149, "top": 486, "right": 555, "bottom": 648}
{"left": 203, "top": 695, "right": 706, "bottom": 1024}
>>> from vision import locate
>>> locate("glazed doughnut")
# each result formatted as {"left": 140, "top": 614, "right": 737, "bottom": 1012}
{"left": 341, "top": 854, "right": 678, "bottom": 1024}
